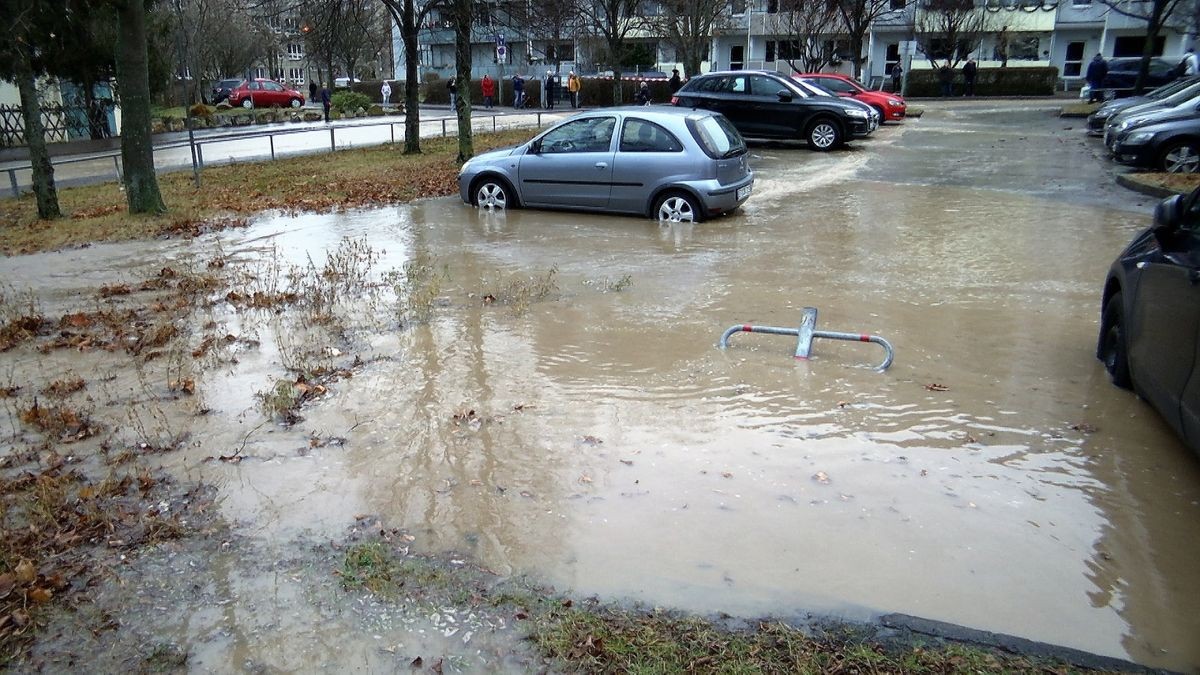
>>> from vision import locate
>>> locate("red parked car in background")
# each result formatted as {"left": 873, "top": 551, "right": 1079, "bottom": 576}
{"left": 795, "top": 73, "right": 906, "bottom": 122}
{"left": 226, "top": 79, "right": 306, "bottom": 109}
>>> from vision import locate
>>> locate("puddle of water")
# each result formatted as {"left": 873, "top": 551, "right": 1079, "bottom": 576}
{"left": 5, "top": 111, "right": 1200, "bottom": 672}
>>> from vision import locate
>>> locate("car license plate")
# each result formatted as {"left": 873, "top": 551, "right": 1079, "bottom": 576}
{"left": 737, "top": 185, "right": 751, "bottom": 201}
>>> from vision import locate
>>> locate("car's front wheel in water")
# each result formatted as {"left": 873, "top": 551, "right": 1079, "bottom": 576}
{"left": 1100, "top": 292, "right": 1132, "bottom": 389}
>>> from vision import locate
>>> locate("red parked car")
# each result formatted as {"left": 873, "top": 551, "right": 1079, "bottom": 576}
{"left": 226, "top": 79, "right": 306, "bottom": 109}
{"left": 795, "top": 73, "right": 906, "bottom": 122}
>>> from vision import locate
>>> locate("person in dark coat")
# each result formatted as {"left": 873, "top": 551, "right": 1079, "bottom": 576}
{"left": 447, "top": 77, "right": 458, "bottom": 111}
{"left": 635, "top": 80, "right": 651, "bottom": 106}
{"left": 938, "top": 64, "right": 953, "bottom": 97}
{"left": 962, "top": 58, "right": 978, "bottom": 96}
{"left": 319, "top": 83, "right": 331, "bottom": 122}
{"left": 513, "top": 74, "right": 525, "bottom": 108}
{"left": 668, "top": 69, "right": 682, "bottom": 93}
{"left": 547, "top": 73, "right": 558, "bottom": 109}
{"left": 309, "top": 80, "right": 318, "bottom": 103}
{"left": 890, "top": 63, "right": 902, "bottom": 94}
{"left": 1086, "top": 53, "right": 1108, "bottom": 103}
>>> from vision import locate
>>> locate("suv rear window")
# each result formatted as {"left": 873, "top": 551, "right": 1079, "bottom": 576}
{"left": 688, "top": 114, "right": 746, "bottom": 159}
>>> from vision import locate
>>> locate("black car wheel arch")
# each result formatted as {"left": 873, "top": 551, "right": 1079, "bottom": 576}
{"left": 1099, "top": 290, "right": 1133, "bottom": 389}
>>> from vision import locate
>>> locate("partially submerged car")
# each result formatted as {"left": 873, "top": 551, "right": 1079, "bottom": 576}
{"left": 458, "top": 107, "right": 753, "bottom": 222}
{"left": 1098, "top": 187, "right": 1200, "bottom": 456}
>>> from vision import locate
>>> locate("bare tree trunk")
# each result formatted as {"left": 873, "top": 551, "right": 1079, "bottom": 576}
{"left": 453, "top": 0, "right": 473, "bottom": 163}
{"left": 115, "top": 0, "right": 166, "bottom": 215}
{"left": 611, "top": 69, "right": 623, "bottom": 105}
{"left": 15, "top": 60, "right": 60, "bottom": 220}
{"left": 402, "top": 1, "right": 422, "bottom": 154}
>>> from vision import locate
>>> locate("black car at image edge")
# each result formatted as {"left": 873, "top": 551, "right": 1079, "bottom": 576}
{"left": 670, "top": 70, "right": 875, "bottom": 151}
{"left": 1098, "top": 187, "right": 1200, "bottom": 456}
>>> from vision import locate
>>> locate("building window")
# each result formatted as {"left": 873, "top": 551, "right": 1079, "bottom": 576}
{"left": 1114, "top": 35, "right": 1162, "bottom": 57}
{"left": 885, "top": 42, "right": 900, "bottom": 73}
{"left": 732, "top": 0, "right": 746, "bottom": 14}
{"left": 288, "top": 68, "right": 305, "bottom": 84}
{"left": 546, "top": 43, "right": 574, "bottom": 62}
{"left": 767, "top": 0, "right": 779, "bottom": 11}
{"left": 890, "top": 0, "right": 905, "bottom": 8}
{"left": 287, "top": 43, "right": 304, "bottom": 59}
{"left": 766, "top": 40, "right": 801, "bottom": 62}
{"left": 254, "top": 67, "right": 267, "bottom": 79}
{"left": 1063, "top": 41, "right": 1084, "bottom": 76}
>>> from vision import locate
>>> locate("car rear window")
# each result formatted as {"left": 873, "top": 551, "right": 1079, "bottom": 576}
{"left": 688, "top": 114, "right": 746, "bottom": 159}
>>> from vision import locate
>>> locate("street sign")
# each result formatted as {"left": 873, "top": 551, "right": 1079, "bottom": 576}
{"left": 497, "top": 44, "right": 507, "bottom": 60}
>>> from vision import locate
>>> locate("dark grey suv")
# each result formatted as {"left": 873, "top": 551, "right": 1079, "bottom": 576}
{"left": 671, "top": 70, "right": 876, "bottom": 151}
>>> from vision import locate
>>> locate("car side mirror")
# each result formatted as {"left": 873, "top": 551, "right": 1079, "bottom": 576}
{"left": 776, "top": 89, "right": 793, "bottom": 102}
{"left": 529, "top": 140, "right": 541, "bottom": 154}
{"left": 1152, "top": 193, "right": 1185, "bottom": 247}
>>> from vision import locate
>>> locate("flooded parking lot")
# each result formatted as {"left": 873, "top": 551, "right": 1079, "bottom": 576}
{"left": 4, "top": 101, "right": 1199, "bottom": 671}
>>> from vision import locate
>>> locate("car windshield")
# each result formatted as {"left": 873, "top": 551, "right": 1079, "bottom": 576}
{"left": 220, "top": 80, "right": 241, "bottom": 88}
{"left": 796, "top": 79, "right": 835, "bottom": 97}
{"left": 688, "top": 114, "right": 746, "bottom": 159}
{"left": 1158, "top": 81, "right": 1200, "bottom": 106}
{"left": 1149, "top": 77, "right": 1199, "bottom": 99}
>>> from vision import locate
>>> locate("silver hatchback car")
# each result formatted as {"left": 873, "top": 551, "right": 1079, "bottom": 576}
{"left": 457, "top": 107, "right": 754, "bottom": 222}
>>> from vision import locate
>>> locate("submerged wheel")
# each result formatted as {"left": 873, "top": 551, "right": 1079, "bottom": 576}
{"left": 806, "top": 118, "right": 841, "bottom": 151}
{"left": 654, "top": 191, "right": 699, "bottom": 223}
{"left": 473, "top": 177, "right": 514, "bottom": 210}
{"left": 1099, "top": 292, "right": 1132, "bottom": 389}
{"left": 1160, "top": 141, "right": 1200, "bottom": 173}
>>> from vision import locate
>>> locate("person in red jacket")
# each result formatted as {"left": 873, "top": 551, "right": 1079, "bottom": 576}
{"left": 481, "top": 74, "right": 495, "bottom": 110}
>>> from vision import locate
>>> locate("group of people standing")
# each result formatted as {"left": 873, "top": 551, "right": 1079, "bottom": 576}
{"left": 935, "top": 59, "right": 979, "bottom": 97}
{"left": 446, "top": 71, "right": 583, "bottom": 110}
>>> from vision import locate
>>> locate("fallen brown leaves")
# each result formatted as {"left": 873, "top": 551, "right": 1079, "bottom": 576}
{"left": 0, "top": 466, "right": 213, "bottom": 659}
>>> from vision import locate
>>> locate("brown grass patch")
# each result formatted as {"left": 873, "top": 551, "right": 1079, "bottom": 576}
{"left": 0, "top": 316, "right": 45, "bottom": 352}
{"left": 0, "top": 131, "right": 533, "bottom": 256}
{"left": 40, "top": 377, "right": 86, "bottom": 398}
{"left": 1126, "top": 172, "right": 1200, "bottom": 194}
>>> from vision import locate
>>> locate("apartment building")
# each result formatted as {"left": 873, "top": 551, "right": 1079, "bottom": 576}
{"left": 397, "top": 0, "right": 1195, "bottom": 87}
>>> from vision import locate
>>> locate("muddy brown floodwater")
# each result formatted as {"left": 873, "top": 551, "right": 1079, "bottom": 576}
{"left": 4, "top": 101, "right": 1200, "bottom": 672}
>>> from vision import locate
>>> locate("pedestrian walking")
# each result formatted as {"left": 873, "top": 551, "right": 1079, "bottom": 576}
{"left": 381, "top": 80, "right": 392, "bottom": 105}
{"left": 568, "top": 71, "right": 581, "bottom": 108}
{"left": 668, "top": 69, "right": 682, "bottom": 94}
{"left": 319, "top": 83, "right": 331, "bottom": 122}
{"left": 309, "top": 80, "right": 318, "bottom": 103}
{"left": 481, "top": 74, "right": 495, "bottom": 109}
{"left": 1184, "top": 47, "right": 1200, "bottom": 76}
{"left": 635, "top": 80, "right": 651, "bottom": 106}
{"left": 447, "top": 77, "right": 458, "bottom": 111}
{"left": 938, "top": 64, "right": 953, "bottom": 97}
{"left": 1086, "top": 53, "right": 1108, "bottom": 103}
{"left": 547, "top": 73, "right": 558, "bottom": 109}
{"left": 541, "top": 71, "right": 551, "bottom": 108}
{"left": 962, "top": 59, "right": 977, "bottom": 96}
{"left": 513, "top": 73, "right": 525, "bottom": 108}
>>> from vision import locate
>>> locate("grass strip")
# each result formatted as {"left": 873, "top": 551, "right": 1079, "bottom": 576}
{"left": 0, "top": 130, "right": 532, "bottom": 256}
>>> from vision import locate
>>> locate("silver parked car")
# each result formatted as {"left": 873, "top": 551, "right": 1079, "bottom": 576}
{"left": 457, "top": 107, "right": 754, "bottom": 222}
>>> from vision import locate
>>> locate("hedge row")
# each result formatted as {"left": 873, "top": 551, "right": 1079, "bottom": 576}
{"left": 902, "top": 66, "right": 1058, "bottom": 97}
{"left": 419, "top": 77, "right": 678, "bottom": 107}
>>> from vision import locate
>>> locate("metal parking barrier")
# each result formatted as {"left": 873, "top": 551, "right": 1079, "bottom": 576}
{"left": 719, "top": 307, "right": 894, "bottom": 371}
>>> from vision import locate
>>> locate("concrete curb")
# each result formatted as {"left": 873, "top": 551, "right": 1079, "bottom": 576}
{"left": 879, "top": 613, "right": 1176, "bottom": 674}
{"left": 1115, "top": 173, "right": 1184, "bottom": 199}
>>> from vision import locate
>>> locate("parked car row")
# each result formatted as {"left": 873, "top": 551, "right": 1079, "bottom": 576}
{"left": 1090, "top": 76, "right": 1200, "bottom": 173}
{"left": 671, "top": 70, "right": 899, "bottom": 150}
{"left": 455, "top": 70, "right": 905, "bottom": 224}
{"left": 210, "top": 78, "right": 306, "bottom": 108}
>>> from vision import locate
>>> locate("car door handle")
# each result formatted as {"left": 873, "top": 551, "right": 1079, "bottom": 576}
{"left": 594, "top": 162, "right": 607, "bottom": 169}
